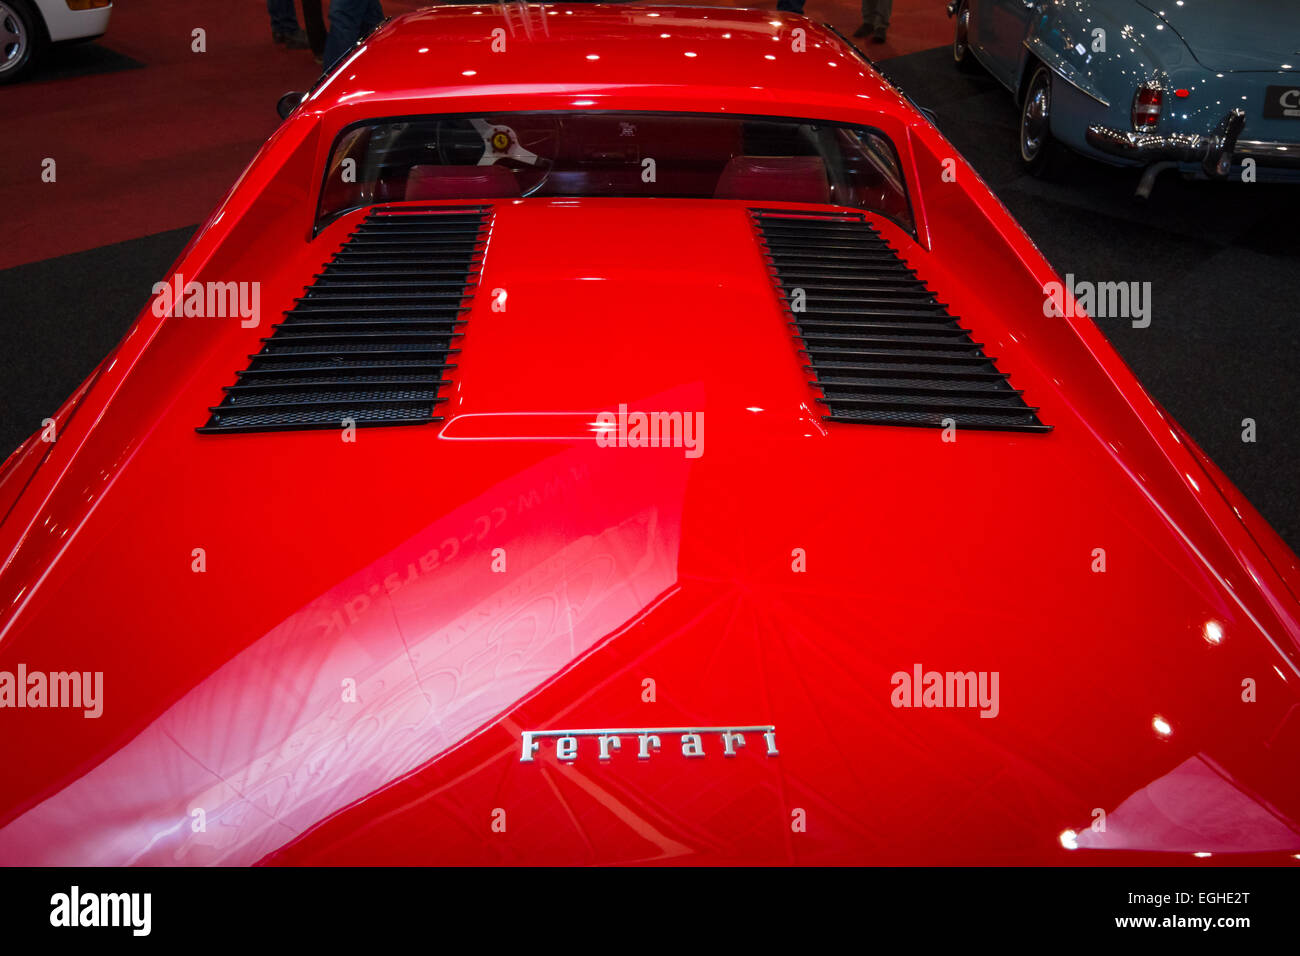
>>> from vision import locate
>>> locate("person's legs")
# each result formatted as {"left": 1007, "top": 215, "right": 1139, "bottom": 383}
{"left": 856, "top": 0, "right": 891, "bottom": 40}
{"left": 323, "top": 0, "right": 368, "bottom": 70}
{"left": 267, "top": 0, "right": 301, "bottom": 36}
{"left": 302, "top": 0, "right": 327, "bottom": 58}
{"left": 269, "top": 0, "right": 310, "bottom": 48}
{"left": 874, "top": 0, "right": 893, "bottom": 31}
{"left": 854, "top": 0, "right": 874, "bottom": 37}
{"left": 361, "top": 0, "right": 385, "bottom": 33}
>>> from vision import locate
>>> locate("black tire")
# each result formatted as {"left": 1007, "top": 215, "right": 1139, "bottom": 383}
{"left": 1018, "top": 63, "right": 1063, "bottom": 177}
{"left": 953, "top": 1, "right": 978, "bottom": 72}
{"left": 0, "top": 0, "right": 46, "bottom": 85}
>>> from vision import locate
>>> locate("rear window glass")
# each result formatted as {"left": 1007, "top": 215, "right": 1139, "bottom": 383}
{"left": 317, "top": 112, "right": 913, "bottom": 233}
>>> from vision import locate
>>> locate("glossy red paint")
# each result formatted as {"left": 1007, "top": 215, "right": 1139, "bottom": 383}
{"left": 0, "top": 5, "right": 1298, "bottom": 865}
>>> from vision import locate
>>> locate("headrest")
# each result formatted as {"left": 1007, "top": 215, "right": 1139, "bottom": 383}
{"left": 714, "top": 156, "right": 830, "bottom": 204}
{"left": 404, "top": 164, "right": 521, "bottom": 200}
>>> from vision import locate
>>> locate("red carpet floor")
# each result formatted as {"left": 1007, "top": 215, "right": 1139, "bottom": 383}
{"left": 1, "top": 0, "right": 952, "bottom": 270}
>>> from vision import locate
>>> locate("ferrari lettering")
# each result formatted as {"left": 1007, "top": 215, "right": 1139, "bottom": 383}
{"left": 520, "top": 726, "right": 778, "bottom": 762}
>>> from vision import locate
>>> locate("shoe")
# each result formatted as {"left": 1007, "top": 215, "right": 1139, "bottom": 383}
{"left": 852, "top": 22, "right": 870, "bottom": 38}
{"left": 871, "top": 26, "right": 888, "bottom": 43}
{"left": 272, "top": 29, "right": 310, "bottom": 50}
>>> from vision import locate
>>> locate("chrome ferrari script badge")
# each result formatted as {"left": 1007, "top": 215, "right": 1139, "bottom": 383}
{"left": 520, "top": 726, "right": 778, "bottom": 762}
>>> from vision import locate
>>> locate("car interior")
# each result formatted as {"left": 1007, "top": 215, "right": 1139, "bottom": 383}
{"left": 316, "top": 112, "right": 914, "bottom": 233}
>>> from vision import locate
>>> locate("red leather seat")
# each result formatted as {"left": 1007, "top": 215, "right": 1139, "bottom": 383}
{"left": 404, "top": 164, "right": 521, "bottom": 200}
{"left": 714, "top": 156, "right": 830, "bottom": 204}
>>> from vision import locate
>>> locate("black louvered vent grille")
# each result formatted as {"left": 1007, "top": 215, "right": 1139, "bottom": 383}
{"left": 198, "top": 205, "right": 490, "bottom": 434}
{"left": 752, "top": 208, "right": 1049, "bottom": 433}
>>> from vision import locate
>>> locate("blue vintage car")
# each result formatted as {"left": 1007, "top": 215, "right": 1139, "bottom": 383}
{"left": 948, "top": 0, "right": 1300, "bottom": 194}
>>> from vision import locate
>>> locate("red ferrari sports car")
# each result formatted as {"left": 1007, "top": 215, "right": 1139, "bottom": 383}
{"left": 0, "top": 4, "right": 1298, "bottom": 866}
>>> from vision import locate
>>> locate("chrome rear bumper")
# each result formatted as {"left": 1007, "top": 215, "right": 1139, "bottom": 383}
{"left": 1085, "top": 109, "right": 1246, "bottom": 178}
{"left": 1234, "top": 139, "right": 1300, "bottom": 169}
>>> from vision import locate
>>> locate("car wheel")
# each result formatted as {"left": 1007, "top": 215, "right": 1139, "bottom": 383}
{"left": 0, "top": 0, "right": 45, "bottom": 85}
{"left": 1019, "top": 63, "right": 1061, "bottom": 177}
{"left": 953, "top": 1, "right": 977, "bottom": 72}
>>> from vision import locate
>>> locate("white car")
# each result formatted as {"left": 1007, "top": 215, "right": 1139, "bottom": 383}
{"left": 0, "top": 0, "right": 113, "bottom": 84}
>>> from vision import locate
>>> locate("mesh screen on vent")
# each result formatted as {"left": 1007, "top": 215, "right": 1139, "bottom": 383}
{"left": 198, "top": 205, "right": 490, "bottom": 434}
{"left": 752, "top": 208, "right": 1049, "bottom": 433}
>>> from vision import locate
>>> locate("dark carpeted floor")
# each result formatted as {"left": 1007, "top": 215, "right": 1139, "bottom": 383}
{"left": 1, "top": 44, "right": 1295, "bottom": 552}
{"left": 0, "top": 224, "right": 196, "bottom": 450}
